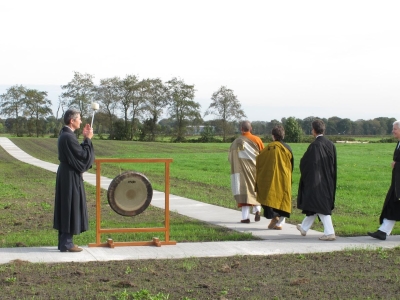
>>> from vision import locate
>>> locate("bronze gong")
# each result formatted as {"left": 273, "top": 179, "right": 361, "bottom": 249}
{"left": 107, "top": 171, "right": 153, "bottom": 216}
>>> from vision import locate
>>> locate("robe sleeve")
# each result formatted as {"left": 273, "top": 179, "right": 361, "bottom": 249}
{"left": 281, "top": 142, "right": 294, "bottom": 172}
{"left": 62, "top": 134, "right": 95, "bottom": 173}
{"left": 299, "top": 143, "right": 317, "bottom": 186}
{"left": 393, "top": 147, "right": 400, "bottom": 199}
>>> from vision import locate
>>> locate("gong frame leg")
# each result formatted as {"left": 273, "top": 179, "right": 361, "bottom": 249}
{"left": 152, "top": 237, "right": 161, "bottom": 247}
{"left": 107, "top": 238, "right": 115, "bottom": 248}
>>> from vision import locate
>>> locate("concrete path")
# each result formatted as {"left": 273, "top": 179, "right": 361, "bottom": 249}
{"left": 0, "top": 137, "right": 398, "bottom": 265}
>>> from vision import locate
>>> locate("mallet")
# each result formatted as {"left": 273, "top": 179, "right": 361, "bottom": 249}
{"left": 90, "top": 102, "right": 100, "bottom": 128}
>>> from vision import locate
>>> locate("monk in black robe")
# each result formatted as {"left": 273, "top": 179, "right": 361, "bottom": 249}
{"left": 296, "top": 119, "right": 337, "bottom": 241}
{"left": 53, "top": 108, "right": 95, "bottom": 252}
{"left": 368, "top": 120, "right": 400, "bottom": 240}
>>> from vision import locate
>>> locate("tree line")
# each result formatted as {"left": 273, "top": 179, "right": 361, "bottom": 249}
{"left": 0, "top": 72, "right": 396, "bottom": 142}
{"left": 0, "top": 72, "right": 246, "bottom": 141}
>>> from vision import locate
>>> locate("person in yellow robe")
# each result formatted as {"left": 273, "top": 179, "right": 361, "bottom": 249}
{"left": 229, "top": 121, "right": 264, "bottom": 223}
{"left": 256, "top": 125, "right": 293, "bottom": 229}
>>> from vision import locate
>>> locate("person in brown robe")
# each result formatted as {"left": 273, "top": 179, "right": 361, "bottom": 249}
{"left": 229, "top": 121, "right": 264, "bottom": 223}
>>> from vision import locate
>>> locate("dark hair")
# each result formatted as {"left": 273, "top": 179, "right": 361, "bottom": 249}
{"left": 272, "top": 125, "right": 285, "bottom": 141}
{"left": 312, "top": 119, "right": 325, "bottom": 134}
{"left": 241, "top": 120, "right": 251, "bottom": 132}
{"left": 63, "top": 109, "right": 80, "bottom": 125}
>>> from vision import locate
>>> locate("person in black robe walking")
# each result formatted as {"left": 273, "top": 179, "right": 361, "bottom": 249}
{"left": 368, "top": 120, "right": 400, "bottom": 240}
{"left": 296, "top": 119, "right": 337, "bottom": 241}
{"left": 53, "top": 108, "right": 95, "bottom": 252}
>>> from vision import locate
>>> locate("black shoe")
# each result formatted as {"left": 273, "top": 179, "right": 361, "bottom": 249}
{"left": 367, "top": 230, "right": 386, "bottom": 240}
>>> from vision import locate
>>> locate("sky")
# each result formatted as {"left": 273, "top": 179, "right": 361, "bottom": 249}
{"left": 1, "top": 0, "right": 400, "bottom": 122}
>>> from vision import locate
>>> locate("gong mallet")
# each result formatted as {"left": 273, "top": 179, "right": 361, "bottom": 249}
{"left": 90, "top": 102, "right": 100, "bottom": 128}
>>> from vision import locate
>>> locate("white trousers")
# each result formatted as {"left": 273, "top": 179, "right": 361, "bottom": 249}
{"left": 242, "top": 205, "right": 261, "bottom": 219}
{"left": 379, "top": 218, "right": 396, "bottom": 235}
{"left": 301, "top": 214, "right": 335, "bottom": 235}
{"left": 276, "top": 216, "right": 286, "bottom": 227}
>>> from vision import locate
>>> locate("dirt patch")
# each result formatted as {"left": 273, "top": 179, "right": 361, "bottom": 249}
{"left": 1, "top": 249, "right": 400, "bottom": 299}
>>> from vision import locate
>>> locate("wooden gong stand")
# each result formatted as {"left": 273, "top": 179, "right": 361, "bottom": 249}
{"left": 88, "top": 158, "right": 176, "bottom": 248}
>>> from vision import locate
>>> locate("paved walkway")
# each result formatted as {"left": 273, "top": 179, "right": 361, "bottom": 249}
{"left": 0, "top": 137, "right": 399, "bottom": 265}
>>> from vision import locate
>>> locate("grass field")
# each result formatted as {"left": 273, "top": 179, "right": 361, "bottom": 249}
{"left": 0, "top": 139, "right": 262, "bottom": 249}
{"left": 7, "top": 137, "right": 399, "bottom": 237}
{"left": 2, "top": 137, "right": 400, "bottom": 299}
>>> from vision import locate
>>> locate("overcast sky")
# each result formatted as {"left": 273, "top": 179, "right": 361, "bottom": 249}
{"left": 1, "top": 0, "right": 399, "bottom": 122}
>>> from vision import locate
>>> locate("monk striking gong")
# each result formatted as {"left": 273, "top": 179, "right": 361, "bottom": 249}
{"left": 107, "top": 171, "right": 153, "bottom": 216}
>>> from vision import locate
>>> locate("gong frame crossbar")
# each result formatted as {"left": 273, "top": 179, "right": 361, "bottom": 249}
{"left": 88, "top": 158, "right": 177, "bottom": 248}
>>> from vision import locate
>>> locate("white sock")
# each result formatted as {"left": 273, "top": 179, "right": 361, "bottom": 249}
{"left": 242, "top": 206, "right": 250, "bottom": 220}
{"left": 379, "top": 218, "right": 396, "bottom": 235}
{"left": 318, "top": 214, "right": 335, "bottom": 235}
{"left": 276, "top": 216, "right": 286, "bottom": 227}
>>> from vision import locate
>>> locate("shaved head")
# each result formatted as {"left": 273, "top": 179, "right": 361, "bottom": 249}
{"left": 241, "top": 120, "right": 252, "bottom": 132}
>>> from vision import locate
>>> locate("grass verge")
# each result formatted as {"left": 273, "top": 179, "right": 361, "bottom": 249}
{"left": 0, "top": 145, "right": 256, "bottom": 248}
{"left": 8, "top": 137, "right": 398, "bottom": 236}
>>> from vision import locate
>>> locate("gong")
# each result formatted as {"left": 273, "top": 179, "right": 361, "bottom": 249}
{"left": 107, "top": 171, "right": 153, "bottom": 216}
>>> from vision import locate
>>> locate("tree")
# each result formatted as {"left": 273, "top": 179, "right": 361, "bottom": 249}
{"left": 23, "top": 89, "right": 52, "bottom": 137}
{"left": 300, "top": 116, "right": 318, "bottom": 134}
{"left": 131, "top": 79, "right": 150, "bottom": 139}
{"left": 204, "top": 86, "right": 246, "bottom": 142}
{"left": 117, "top": 75, "right": 139, "bottom": 140}
{"left": 61, "top": 71, "right": 95, "bottom": 126}
{"left": 4, "top": 118, "right": 15, "bottom": 133}
{"left": 369, "top": 119, "right": 385, "bottom": 135}
{"left": 352, "top": 119, "right": 365, "bottom": 135}
{"left": 95, "top": 77, "right": 120, "bottom": 139}
{"left": 374, "top": 117, "right": 396, "bottom": 135}
{"left": 284, "top": 117, "right": 303, "bottom": 143}
{"left": 199, "top": 126, "right": 216, "bottom": 142}
{"left": 0, "top": 85, "right": 27, "bottom": 136}
{"left": 141, "top": 78, "right": 168, "bottom": 141}
{"left": 166, "top": 78, "right": 201, "bottom": 142}
{"left": 204, "top": 119, "right": 223, "bottom": 136}
{"left": 326, "top": 116, "right": 342, "bottom": 135}
{"left": 251, "top": 121, "right": 266, "bottom": 135}
{"left": 158, "top": 118, "right": 174, "bottom": 137}
{"left": 336, "top": 118, "right": 352, "bottom": 135}
{"left": 265, "top": 119, "right": 282, "bottom": 136}
{"left": 45, "top": 115, "right": 59, "bottom": 137}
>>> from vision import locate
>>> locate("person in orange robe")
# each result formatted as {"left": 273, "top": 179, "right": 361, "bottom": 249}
{"left": 229, "top": 120, "right": 264, "bottom": 223}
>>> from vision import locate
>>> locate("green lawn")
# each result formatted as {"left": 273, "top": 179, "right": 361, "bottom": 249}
{"left": 6, "top": 137, "right": 399, "bottom": 237}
